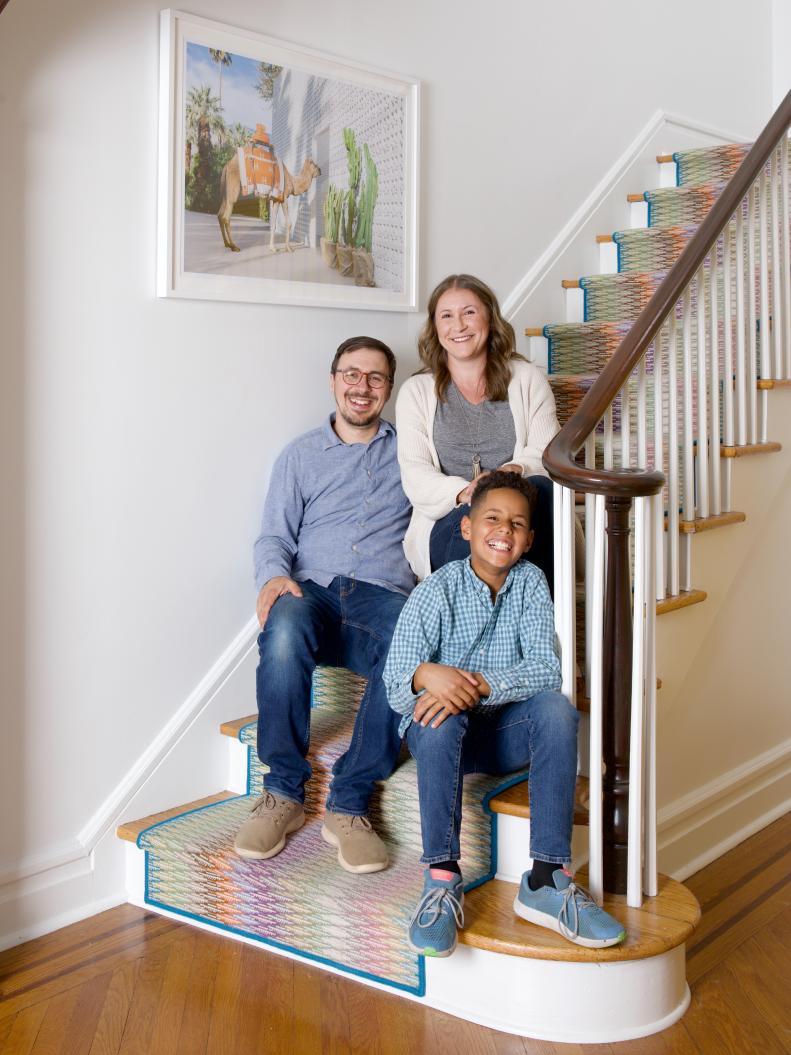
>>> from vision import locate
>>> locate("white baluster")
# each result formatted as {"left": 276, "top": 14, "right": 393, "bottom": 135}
{"left": 667, "top": 312, "right": 680, "bottom": 597}
{"left": 735, "top": 198, "right": 747, "bottom": 445}
{"left": 584, "top": 434, "right": 596, "bottom": 697}
{"left": 560, "top": 486, "right": 576, "bottom": 702}
{"left": 696, "top": 265, "right": 709, "bottom": 519}
{"left": 771, "top": 148, "right": 783, "bottom": 378}
{"left": 723, "top": 221, "right": 734, "bottom": 512}
{"left": 709, "top": 246, "right": 721, "bottom": 516}
{"left": 760, "top": 168, "right": 771, "bottom": 382}
{"left": 653, "top": 329, "right": 666, "bottom": 601}
{"left": 587, "top": 493, "right": 606, "bottom": 906}
{"left": 621, "top": 381, "right": 631, "bottom": 469}
{"left": 748, "top": 183, "right": 758, "bottom": 443}
{"left": 643, "top": 495, "right": 658, "bottom": 898}
{"left": 782, "top": 137, "right": 791, "bottom": 379}
{"left": 682, "top": 288, "right": 695, "bottom": 523}
{"left": 627, "top": 495, "right": 647, "bottom": 909}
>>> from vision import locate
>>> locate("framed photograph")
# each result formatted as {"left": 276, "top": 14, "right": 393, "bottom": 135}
{"left": 157, "top": 10, "right": 420, "bottom": 310}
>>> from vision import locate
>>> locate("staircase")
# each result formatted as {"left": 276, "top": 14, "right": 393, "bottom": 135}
{"left": 117, "top": 95, "right": 791, "bottom": 1044}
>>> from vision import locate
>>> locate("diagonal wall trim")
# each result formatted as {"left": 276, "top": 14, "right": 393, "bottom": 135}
{"left": 501, "top": 110, "right": 749, "bottom": 324}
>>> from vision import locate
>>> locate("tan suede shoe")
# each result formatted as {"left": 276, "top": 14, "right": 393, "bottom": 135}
{"left": 321, "top": 811, "right": 388, "bottom": 873}
{"left": 234, "top": 791, "right": 305, "bottom": 860}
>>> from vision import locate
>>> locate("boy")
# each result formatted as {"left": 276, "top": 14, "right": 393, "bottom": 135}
{"left": 383, "top": 471, "right": 626, "bottom": 956}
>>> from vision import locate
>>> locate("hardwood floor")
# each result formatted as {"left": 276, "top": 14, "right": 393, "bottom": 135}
{"left": 1, "top": 813, "right": 789, "bottom": 1054}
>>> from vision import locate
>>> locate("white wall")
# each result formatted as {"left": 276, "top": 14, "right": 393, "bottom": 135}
{"left": 0, "top": 0, "right": 775, "bottom": 944}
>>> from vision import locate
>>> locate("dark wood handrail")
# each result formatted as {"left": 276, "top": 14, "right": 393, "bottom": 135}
{"left": 543, "top": 89, "right": 791, "bottom": 496}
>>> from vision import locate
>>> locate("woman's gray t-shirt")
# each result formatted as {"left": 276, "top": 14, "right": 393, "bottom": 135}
{"left": 433, "top": 382, "right": 517, "bottom": 480}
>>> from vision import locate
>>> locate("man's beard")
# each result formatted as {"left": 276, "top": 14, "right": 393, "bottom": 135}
{"left": 337, "top": 397, "right": 380, "bottom": 429}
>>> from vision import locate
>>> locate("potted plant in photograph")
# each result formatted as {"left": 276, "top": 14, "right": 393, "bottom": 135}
{"left": 336, "top": 127, "right": 360, "bottom": 277}
{"left": 352, "top": 144, "right": 378, "bottom": 287}
{"left": 321, "top": 184, "right": 343, "bottom": 268}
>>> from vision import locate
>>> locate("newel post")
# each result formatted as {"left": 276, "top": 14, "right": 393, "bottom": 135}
{"left": 602, "top": 495, "right": 633, "bottom": 894}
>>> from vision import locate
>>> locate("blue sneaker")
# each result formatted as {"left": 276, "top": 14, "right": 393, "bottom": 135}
{"left": 408, "top": 869, "right": 465, "bottom": 957}
{"left": 514, "top": 869, "right": 626, "bottom": 948}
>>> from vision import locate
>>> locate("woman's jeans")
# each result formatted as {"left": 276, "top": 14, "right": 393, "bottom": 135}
{"left": 256, "top": 577, "right": 406, "bottom": 815}
{"left": 429, "top": 475, "right": 554, "bottom": 594}
{"left": 405, "top": 691, "right": 579, "bottom": 866}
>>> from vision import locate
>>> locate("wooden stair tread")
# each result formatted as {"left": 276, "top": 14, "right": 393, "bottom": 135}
{"left": 117, "top": 791, "right": 237, "bottom": 842}
{"left": 561, "top": 279, "right": 581, "bottom": 288}
{"left": 757, "top": 378, "right": 791, "bottom": 389}
{"left": 627, "top": 193, "right": 646, "bottom": 202}
{"left": 524, "top": 327, "right": 545, "bottom": 337}
{"left": 721, "top": 441, "right": 782, "bottom": 458}
{"left": 656, "top": 154, "right": 675, "bottom": 163}
{"left": 595, "top": 234, "right": 614, "bottom": 243}
{"left": 460, "top": 873, "right": 700, "bottom": 962}
{"left": 489, "top": 776, "right": 589, "bottom": 824}
{"left": 675, "top": 510, "right": 746, "bottom": 534}
{"left": 221, "top": 715, "right": 256, "bottom": 738}
{"left": 656, "top": 589, "right": 707, "bottom": 615}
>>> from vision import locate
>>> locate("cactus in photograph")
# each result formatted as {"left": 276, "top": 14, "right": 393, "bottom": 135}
{"left": 353, "top": 144, "right": 378, "bottom": 253}
{"left": 323, "top": 184, "right": 344, "bottom": 243}
{"left": 342, "top": 127, "right": 361, "bottom": 244}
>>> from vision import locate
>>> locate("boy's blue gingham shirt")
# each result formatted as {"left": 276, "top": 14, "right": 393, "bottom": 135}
{"left": 383, "top": 557, "right": 562, "bottom": 736}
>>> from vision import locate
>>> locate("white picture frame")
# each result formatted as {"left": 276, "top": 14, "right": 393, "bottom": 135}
{"left": 157, "top": 9, "right": 420, "bottom": 310}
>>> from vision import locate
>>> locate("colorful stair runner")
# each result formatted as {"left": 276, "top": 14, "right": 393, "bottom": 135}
{"left": 138, "top": 666, "right": 529, "bottom": 994}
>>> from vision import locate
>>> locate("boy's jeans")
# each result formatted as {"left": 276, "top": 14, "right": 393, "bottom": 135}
{"left": 405, "top": 691, "right": 579, "bottom": 865}
{"left": 256, "top": 577, "right": 406, "bottom": 815}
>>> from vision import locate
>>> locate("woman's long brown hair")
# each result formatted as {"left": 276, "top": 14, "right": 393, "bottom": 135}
{"left": 416, "top": 274, "right": 524, "bottom": 401}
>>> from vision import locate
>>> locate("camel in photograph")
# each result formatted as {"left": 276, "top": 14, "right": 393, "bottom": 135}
{"left": 217, "top": 155, "right": 321, "bottom": 253}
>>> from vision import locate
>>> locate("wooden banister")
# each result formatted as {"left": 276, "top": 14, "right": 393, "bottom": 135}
{"left": 543, "top": 90, "right": 791, "bottom": 895}
{"left": 544, "top": 89, "right": 791, "bottom": 495}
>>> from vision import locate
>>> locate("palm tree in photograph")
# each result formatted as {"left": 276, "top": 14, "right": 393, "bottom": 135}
{"left": 226, "top": 122, "right": 252, "bottom": 149}
{"left": 208, "top": 49, "right": 232, "bottom": 107}
{"left": 256, "top": 61, "right": 283, "bottom": 102}
{"left": 185, "top": 84, "right": 224, "bottom": 172}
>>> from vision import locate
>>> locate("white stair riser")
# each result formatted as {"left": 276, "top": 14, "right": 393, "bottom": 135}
{"left": 629, "top": 201, "right": 649, "bottom": 229}
{"left": 528, "top": 335, "right": 549, "bottom": 371}
{"left": 598, "top": 241, "right": 618, "bottom": 275}
{"left": 658, "top": 160, "right": 677, "bottom": 188}
{"left": 424, "top": 944, "right": 690, "bottom": 1043}
{"left": 564, "top": 287, "right": 584, "bottom": 323}
{"left": 495, "top": 813, "right": 589, "bottom": 881}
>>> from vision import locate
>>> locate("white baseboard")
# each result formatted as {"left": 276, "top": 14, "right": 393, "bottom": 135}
{"left": 657, "top": 737, "right": 791, "bottom": 880}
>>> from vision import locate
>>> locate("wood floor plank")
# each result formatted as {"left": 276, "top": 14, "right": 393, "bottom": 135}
{"left": 720, "top": 921, "right": 791, "bottom": 1050}
{"left": 597, "top": 1020, "right": 698, "bottom": 1054}
{"left": 29, "top": 986, "right": 82, "bottom": 1054}
{"left": 59, "top": 971, "right": 114, "bottom": 1055}
{"left": 291, "top": 960, "right": 323, "bottom": 1053}
{"left": 0, "top": 906, "right": 144, "bottom": 980}
{"left": 372, "top": 990, "right": 437, "bottom": 1055}
{"left": 683, "top": 960, "right": 788, "bottom": 1054}
{"left": 685, "top": 813, "right": 791, "bottom": 908}
{"left": 2, "top": 1001, "right": 49, "bottom": 1055}
{"left": 235, "top": 944, "right": 292, "bottom": 1055}
{"left": 205, "top": 941, "right": 243, "bottom": 1055}
{"left": 174, "top": 930, "right": 221, "bottom": 1055}
{"left": 116, "top": 942, "right": 170, "bottom": 1055}
{"left": 686, "top": 850, "right": 791, "bottom": 983}
{"left": 147, "top": 933, "right": 195, "bottom": 1055}
{"left": 0, "top": 913, "right": 180, "bottom": 1022}
{"left": 318, "top": 970, "right": 352, "bottom": 1055}
{"left": 87, "top": 961, "right": 139, "bottom": 1055}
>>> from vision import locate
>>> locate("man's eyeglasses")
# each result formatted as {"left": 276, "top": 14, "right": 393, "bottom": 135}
{"left": 332, "top": 368, "right": 393, "bottom": 389}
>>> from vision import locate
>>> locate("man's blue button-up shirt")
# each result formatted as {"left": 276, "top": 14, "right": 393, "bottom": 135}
{"left": 253, "top": 415, "right": 415, "bottom": 596}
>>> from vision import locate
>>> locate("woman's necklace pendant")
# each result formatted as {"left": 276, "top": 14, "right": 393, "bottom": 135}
{"left": 472, "top": 454, "right": 482, "bottom": 479}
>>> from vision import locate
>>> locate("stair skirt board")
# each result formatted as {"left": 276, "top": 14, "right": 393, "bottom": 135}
{"left": 136, "top": 666, "right": 530, "bottom": 995}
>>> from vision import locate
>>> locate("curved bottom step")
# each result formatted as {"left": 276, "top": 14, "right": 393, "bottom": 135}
{"left": 424, "top": 943, "right": 690, "bottom": 1043}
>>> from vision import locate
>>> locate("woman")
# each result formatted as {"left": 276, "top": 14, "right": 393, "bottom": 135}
{"left": 396, "top": 274, "right": 559, "bottom": 588}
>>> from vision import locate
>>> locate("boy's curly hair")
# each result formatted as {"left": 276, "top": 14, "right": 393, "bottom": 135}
{"left": 469, "top": 470, "right": 538, "bottom": 520}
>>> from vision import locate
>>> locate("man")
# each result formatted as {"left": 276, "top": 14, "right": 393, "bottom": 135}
{"left": 234, "top": 336, "right": 415, "bottom": 874}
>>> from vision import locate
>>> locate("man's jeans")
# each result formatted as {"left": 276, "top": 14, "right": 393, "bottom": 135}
{"left": 256, "top": 577, "right": 406, "bottom": 816}
{"left": 429, "top": 475, "right": 555, "bottom": 595}
{"left": 405, "top": 691, "right": 579, "bottom": 865}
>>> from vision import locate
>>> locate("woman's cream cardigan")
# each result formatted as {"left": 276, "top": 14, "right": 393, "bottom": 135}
{"left": 395, "top": 360, "right": 560, "bottom": 580}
